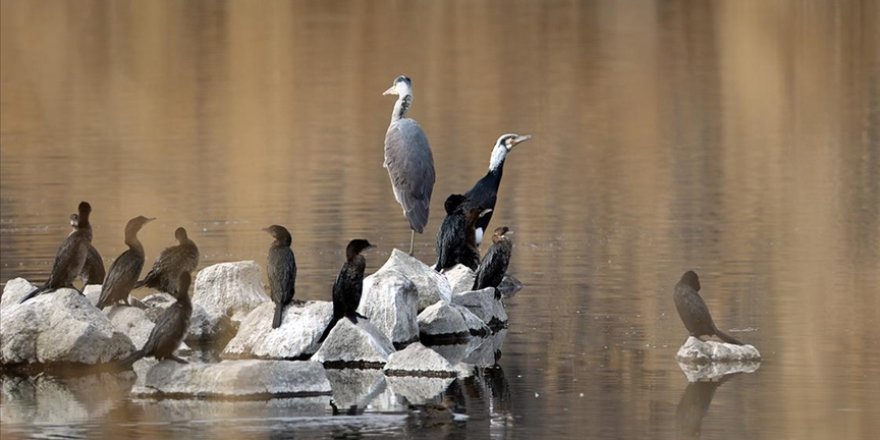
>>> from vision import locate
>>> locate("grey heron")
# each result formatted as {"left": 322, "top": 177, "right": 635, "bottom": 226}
{"left": 383, "top": 75, "right": 436, "bottom": 255}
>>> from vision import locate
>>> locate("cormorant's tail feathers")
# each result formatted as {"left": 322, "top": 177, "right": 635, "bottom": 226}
{"left": 117, "top": 349, "right": 146, "bottom": 369}
{"left": 318, "top": 317, "right": 340, "bottom": 343}
{"left": 714, "top": 326, "right": 744, "bottom": 346}
{"left": 272, "top": 303, "right": 284, "bottom": 329}
{"left": 20, "top": 286, "right": 48, "bottom": 304}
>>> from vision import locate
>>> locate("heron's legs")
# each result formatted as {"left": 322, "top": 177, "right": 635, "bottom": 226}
{"left": 408, "top": 230, "right": 416, "bottom": 255}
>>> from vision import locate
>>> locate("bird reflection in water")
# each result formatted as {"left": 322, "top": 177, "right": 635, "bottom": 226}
{"left": 675, "top": 374, "right": 740, "bottom": 439}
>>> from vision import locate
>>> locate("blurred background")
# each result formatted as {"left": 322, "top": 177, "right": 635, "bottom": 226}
{"left": 1, "top": 0, "right": 878, "bottom": 439}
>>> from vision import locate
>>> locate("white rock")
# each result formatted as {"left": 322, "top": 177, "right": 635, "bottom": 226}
{"left": 103, "top": 305, "right": 156, "bottom": 349}
{"left": 0, "top": 289, "right": 134, "bottom": 366}
{"left": 0, "top": 278, "right": 37, "bottom": 310}
{"left": 386, "top": 376, "right": 454, "bottom": 404}
{"left": 454, "top": 303, "right": 492, "bottom": 336}
{"left": 193, "top": 261, "right": 269, "bottom": 321}
{"left": 358, "top": 269, "right": 419, "bottom": 346}
{"left": 383, "top": 342, "right": 457, "bottom": 377}
{"left": 325, "top": 368, "right": 387, "bottom": 409}
{"left": 378, "top": 249, "right": 452, "bottom": 311}
{"left": 83, "top": 284, "right": 103, "bottom": 306}
{"left": 452, "top": 288, "right": 508, "bottom": 330}
{"left": 417, "top": 302, "right": 469, "bottom": 342}
{"left": 222, "top": 300, "right": 333, "bottom": 360}
{"left": 675, "top": 337, "right": 762, "bottom": 366}
{"left": 677, "top": 359, "right": 761, "bottom": 382}
{"left": 443, "top": 264, "right": 476, "bottom": 294}
{"left": 312, "top": 318, "right": 395, "bottom": 367}
{"left": 133, "top": 359, "right": 331, "bottom": 398}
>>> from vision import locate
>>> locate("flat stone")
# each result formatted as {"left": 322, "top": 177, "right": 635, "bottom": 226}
{"left": 358, "top": 269, "right": 419, "bottom": 347}
{"left": 311, "top": 318, "right": 395, "bottom": 368}
{"left": 222, "top": 300, "right": 333, "bottom": 360}
{"left": 451, "top": 288, "right": 508, "bottom": 330}
{"left": 132, "top": 359, "right": 331, "bottom": 398}
{"left": 1, "top": 289, "right": 134, "bottom": 368}
{"left": 443, "top": 264, "right": 476, "bottom": 294}
{"left": 675, "top": 336, "right": 762, "bottom": 366}
{"left": 378, "top": 249, "right": 452, "bottom": 311}
{"left": 383, "top": 342, "right": 457, "bottom": 377}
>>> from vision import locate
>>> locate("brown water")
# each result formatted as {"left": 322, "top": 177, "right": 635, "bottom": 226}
{"left": 2, "top": 1, "right": 879, "bottom": 439}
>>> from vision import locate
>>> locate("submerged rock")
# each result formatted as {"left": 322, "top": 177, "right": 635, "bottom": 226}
{"left": 383, "top": 342, "right": 457, "bottom": 377}
{"left": 358, "top": 269, "right": 420, "bottom": 347}
{"left": 443, "top": 265, "right": 476, "bottom": 294}
{"left": 222, "top": 300, "right": 333, "bottom": 360}
{"left": 0, "top": 289, "right": 134, "bottom": 368}
{"left": 378, "top": 249, "right": 452, "bottom": 311}
{"left": 133, "top": 359, "right": 331, "bottom": 398}
{"left": 675, "top": 336, "right": 762, "bottom": 366}
{"left": 312, "top": 318, "right": 395, "bottom": 368}
{"left": 193, "top": 261, "right": 269, "bottom": 321}
{"left": 452, "top": 288, "right": 508, "bottom": 330}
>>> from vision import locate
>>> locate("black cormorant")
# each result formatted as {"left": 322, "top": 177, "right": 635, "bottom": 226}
{"left": 673, "top": 271, "right": 744, "bottom": 345}
{"left": 135, "top": 227, "right": 199, "bottom": 294}
{"left": 463, "top": 133, "right": 530, "bottom": 245}
{"left": 264, "top": 225, "right": 297, "bottom": 329}
{"left": 96, "top": 216, "right": 155, "bottom": 309}
{"left": 20, "top": 201, "right": 93, "bottom": 303}
{"left": 69, "top": 213, "right": 106, "bottom": 286}
{"left": 318, "top": 239, "right": 374, "bottom": 343}
{"left": 383, "top": 75, "right": 436, "bottom": 255}
{"left": 473, "top": 226, "right": 514, "bottom": 297}
{"left": 434, "top": 194, "right": 490, "bottom": 272}
{"left": 122, "top": 271, "right": 192, "bottom": 365}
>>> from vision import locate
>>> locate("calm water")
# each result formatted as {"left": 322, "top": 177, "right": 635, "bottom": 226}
{"left": 2, "top": 1, "right": 879, "bottom": 439}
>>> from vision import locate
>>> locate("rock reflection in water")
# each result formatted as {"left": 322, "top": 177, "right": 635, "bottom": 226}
{"left": 675, "top": 374, "right": 740, "bottom": 439}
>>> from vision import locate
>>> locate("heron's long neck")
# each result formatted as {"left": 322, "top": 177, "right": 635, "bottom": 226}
{"left": 391, "top": 95, "right": 412, "bottom": 123}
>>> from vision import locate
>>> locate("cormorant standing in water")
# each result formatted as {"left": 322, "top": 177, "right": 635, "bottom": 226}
{"left": 473, "top": 226, "right": 513, "bottom": 297}
{"left": 318, "top": 239, "right": 374, "bottom": 343}
{"left": 464, "top": 133, "right": 531, "bottom": 245}
{"left": 96, "top": 216, "right": 155, "bottom": 309}
{"left": 135, "top": 227, "right": 199, "bottom": 293}
{"left": 264, "top": 225, "right": 297, "bottom": 329}
{"left": 434, "top": 194, "right": 489, "bottom": 272}
{"left": 21, "top": 201, "right": 93, "bottom": 303}
{"left": 122, "top": 271, "right": 192, "bottom": 365}
{"left": 383, "top": 75, "right": 436, "bottom": 255}
{"left": 69, "top": 213, "right": 106, "bottom": 286}
{"left": 673, "top": 271, "right": 744, "bottom": 345}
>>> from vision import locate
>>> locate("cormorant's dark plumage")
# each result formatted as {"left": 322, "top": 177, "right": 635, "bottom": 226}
{"left": 318, "top": 239, "right": 374, "bottom": 343}
{"left": 135, "top": 227, "right": 199, "bottom": 294}
{"left": 21, "top": 201, "right": 93, "bottom": 303}
{"left": 264, "top": 225, "right": 297, "bottom": 329}
{"left": 69, "top": 213, "right": 106, "bottom": 286}
{"left": 97, "top": 216, "right": 155, "bottom": 309}
{"left": 473, "top": 226, "right": 514, "bottom": 297}
{"left": 122, "top": 271, "right": 192, "bottom": 365}
{"left": 463, "top": 134, "right": 530, "bottom": 246}
{"left": 673, "top": 271, "right": 744, "bottom": 345}
{"left": 434, "top": 195, "right": 487, "bottom": 272}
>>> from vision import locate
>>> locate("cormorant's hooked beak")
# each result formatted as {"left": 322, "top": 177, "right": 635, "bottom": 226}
{"left": 507, "top": 134, "right": 532, "bottom": 151}
{"left": 146, "top": 217, "right": 157, "bottom": 222}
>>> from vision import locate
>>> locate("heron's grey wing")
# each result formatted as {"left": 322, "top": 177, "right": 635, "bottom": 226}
{"left": 384, "top": 119, "right": 436, "bottom": 233}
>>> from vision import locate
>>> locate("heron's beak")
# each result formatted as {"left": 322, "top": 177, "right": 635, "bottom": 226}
{"left": 508, "top": 134, "right": 532, "bottom": 151}
{"left": 382, "top": 85, "right": 396, "bottom": 96}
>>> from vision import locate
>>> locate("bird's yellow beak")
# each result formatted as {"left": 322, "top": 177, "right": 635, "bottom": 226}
{"left": 382, "top": 85, "right": 396, "bottom": 96}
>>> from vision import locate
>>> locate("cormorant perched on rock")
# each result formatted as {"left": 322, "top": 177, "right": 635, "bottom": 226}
{"left": 69, "top": 213, "right": 106, "bottom": 286}
{"left": 264, "top": 225, "right": 297, "bottom": 329}
{"left": 318, "top": 239, "right": 374, "bottom": 343}
{"left": 122, "top": 271, "right": 192, "bottom": 365}
{"left": 673, "top": 271, "right": 744, "bottom": 345}
{"left": 434, "top": 194, "right": 490, "bottom": 272}
{"left": 21, "top": 201, "right": 93, "bottom": 303}
{"left": 464, "top": 133, "right": 531, "bottom": 245}
{"left": 96, "top": 216, "right": 155, "bottom": 309}
{"left": 383, "top": 75, "right": 436, "bottom": 255}
{"left": 473, "top": 226, "right": 514, "bottom": 297}
{"left": 135, "top": 227, "right": 199, "bottom": 294}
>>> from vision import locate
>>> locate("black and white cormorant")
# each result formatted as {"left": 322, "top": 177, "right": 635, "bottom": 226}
{"left": 69, "top": 213, "right": 106, "bottom": 286}
{"left": 20, "top": 201, "right": 93, "bottom": 303}
{"left": 96, "top": 216, "right": 155, "bottom": 309}
{"left": 135, "top": 227, "right": 199, "bottom": 294}
{"left": 318, "top": 239, "right": 374, "bottom": 343}
{"left": 673, "top": 271, "right": 744, "bottom": 345}
{"left": 434, "top": 194, "right": 490, "bottom": 272}
{"left": 473, "top": 226, "right": 514, "bottom": 297}
{"left": 463, "top": 133, "right": 531, "bottom": 245}
{"left": 264, "top": 225, "right": 297, "bottom": 329}
{"left": 122, "top": 271, "right": 192, "bottom": 365}
{"left": 383, "top": 75, "right": 436, "bottom": 255}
